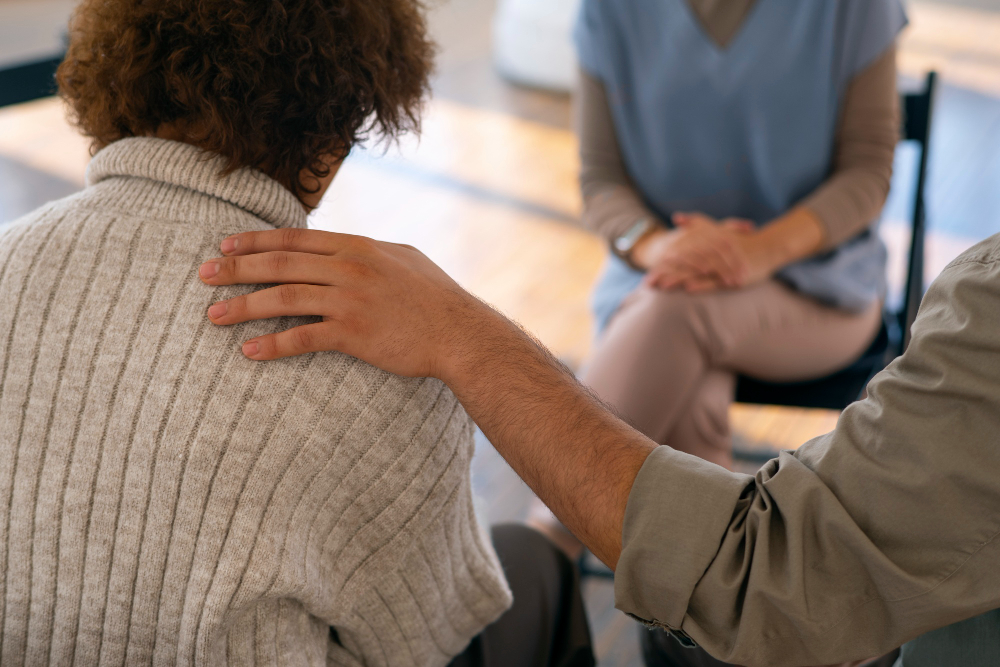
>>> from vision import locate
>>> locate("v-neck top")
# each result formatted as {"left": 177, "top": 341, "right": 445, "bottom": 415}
{"left": 685, "top": 0, "right": 756, "bottom": 48}
{"left": 574, "top": 0, "right": 906, "bottom": 313}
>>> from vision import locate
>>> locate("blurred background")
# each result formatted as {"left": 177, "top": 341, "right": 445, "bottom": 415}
{"left": 1, "top": 0, "right": 998, "bottom": 664}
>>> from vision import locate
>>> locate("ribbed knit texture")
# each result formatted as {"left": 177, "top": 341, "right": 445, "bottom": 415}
{"left": 0, "top": 137, "right": 512, "bottom": 667}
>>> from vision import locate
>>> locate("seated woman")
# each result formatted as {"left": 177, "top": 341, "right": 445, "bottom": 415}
{"left": 0, "top": 1, "right": 514, "bottom": 664}
{"left": 575, "top": 0, "right": 906, "bottom": 471}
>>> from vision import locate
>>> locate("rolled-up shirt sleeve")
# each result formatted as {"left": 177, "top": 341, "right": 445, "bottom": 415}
{"left": 615, "top": 236, "right": 1000, "bottom": 666}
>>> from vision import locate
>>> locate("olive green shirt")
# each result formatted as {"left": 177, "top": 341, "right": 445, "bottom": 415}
{"left": 616, "top": 232, "right": 1000, "bottom": 666}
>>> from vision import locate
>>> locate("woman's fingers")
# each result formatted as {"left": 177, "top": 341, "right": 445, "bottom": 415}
{"left": 647, "top": 240, "right": 746, "bottom": 290}
{"left": 672, "top": 212, "right": 714, "bottom": 228}
{"left": 242, "top": 322, "right": 344, "bottom": 361}
{"left": 722, "top": 218, "right": 756, "bottom": 233}
{"left": 199, "top": 251, "right": 344, "bottom": 287}
{"left": 670, "top": 243, "right": 736, "bottom": 285}
{"left": 682, "top": 275, "right": 724, "bottom": 293}
{"left": 702, "top": 240, "right": 747, "bottom": 286}
{"left": 645, "top": 261, "right": 699, "bottom": 289}
{"left": 681, "top": 242, "right": 730, "bottom": 283}
{"left": 207, "top": 284, "right": 333, "bottom": 324}
{"left": 671, "top": 212, "right": 697, "bottom": 227}
{"left": 220, "top": 228, "right": 355, "bottom": 257}
{"left": 663, "top": 220, "right": 749, "bottom": 287}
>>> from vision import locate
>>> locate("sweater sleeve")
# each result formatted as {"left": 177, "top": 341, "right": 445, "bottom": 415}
{"left": 800, "top": 45, "right": 900, "bottom": 249}
{"left": 576, "top": 68, "right": 665, "bottom": 242}
{"left": 324, "top": 404, "right": 512, "bottom": 667}
{"left": 332, "top": 473, "right": 511, "bottom": 666}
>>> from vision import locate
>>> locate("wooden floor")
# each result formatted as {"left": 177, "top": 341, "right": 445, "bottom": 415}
{"left": 1, "top": 1, "right": 999, "bottom": 664}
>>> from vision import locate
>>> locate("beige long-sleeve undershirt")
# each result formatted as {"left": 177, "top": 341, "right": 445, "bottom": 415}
{"left": 577, "top": 0, "right": 900, "bottom": 252}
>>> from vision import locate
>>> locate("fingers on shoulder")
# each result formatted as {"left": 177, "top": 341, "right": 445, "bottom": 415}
{"left": 210, "top": 252, "right": 288, "bottom": 282}
{"left": 223, "top": 227, "right": 352, "bottom": 256}
{"left": 208, "top": 284, "right": 329, "bottom": 324}
{"left": 245, "top": 322, "right": 342, "bottom": 361}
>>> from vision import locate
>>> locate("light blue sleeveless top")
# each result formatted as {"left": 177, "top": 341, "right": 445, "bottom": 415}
{"left": 575, "top": 0, "right": 907, "bottom": 329}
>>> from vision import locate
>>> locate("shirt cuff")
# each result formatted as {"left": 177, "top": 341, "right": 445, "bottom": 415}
{"left": 614, "top": 446, "right": 751, "bottom": 630}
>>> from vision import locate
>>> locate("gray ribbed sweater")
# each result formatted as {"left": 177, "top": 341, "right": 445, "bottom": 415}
{"left": 0, "top": 137, "right": 512, "bottom": 666}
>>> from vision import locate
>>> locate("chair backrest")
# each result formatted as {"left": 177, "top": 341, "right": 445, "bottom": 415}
{"left": 0, "top": 54, "right": 65, "bottom": 108}
{"left": 897, "top": 71, "right": 937, "bottom": 353}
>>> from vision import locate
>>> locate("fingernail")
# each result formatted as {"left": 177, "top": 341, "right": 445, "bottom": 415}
{"left": 208, "top": 302, "right": 228, "bottom": 319}
{"left": 221, "top": 238, "right": 239, "bottom": 254}
{"left": 199, "top": 262, "right": 219, "bottom": 279}
{"left": 242, "top": 340, "right": 260, "bottom": 357}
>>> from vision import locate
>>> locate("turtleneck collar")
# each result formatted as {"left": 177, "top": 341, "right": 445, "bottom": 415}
{"left": 86, "top": 137, "right": 308, "bottom": 230}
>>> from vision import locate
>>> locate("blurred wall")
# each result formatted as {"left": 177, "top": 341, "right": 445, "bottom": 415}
{"left": 0, "top": 0, "right": 76, "bottom": 68}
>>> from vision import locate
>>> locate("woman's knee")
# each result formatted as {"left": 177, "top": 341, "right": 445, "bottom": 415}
{"left": 611, "top": 287, "right": 716, "bottom": 344}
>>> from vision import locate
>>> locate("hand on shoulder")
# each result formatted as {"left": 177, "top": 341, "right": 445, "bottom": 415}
{"left": 199, "top": 228, "right": 499, "bottom": 383}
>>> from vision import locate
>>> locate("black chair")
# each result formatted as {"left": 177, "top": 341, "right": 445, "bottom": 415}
{"left": 579, "top": 72, "right": 939, "bottom": 580}
{"left": 0, "top": 54, "right": 65, "bottom": 108}
{"left": 733, "top": 71, "right": 938, "bottom": 413}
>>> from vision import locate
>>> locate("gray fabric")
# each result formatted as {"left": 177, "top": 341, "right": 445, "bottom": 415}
{"left": 896, "top": 608, "right": 1000, "bottom": 667}
{"left": 613, "top": 232, "right": 1000, "bottom": 666}
{"left": 0, "top": 137, "right": 512, "bottom": 666}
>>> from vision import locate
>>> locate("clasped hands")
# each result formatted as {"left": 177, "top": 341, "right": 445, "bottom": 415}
{"left": 632, "top": 212, "right": 775, "bottom": 292}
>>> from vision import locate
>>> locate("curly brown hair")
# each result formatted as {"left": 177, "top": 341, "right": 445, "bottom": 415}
{"left": 57, "top": 0, "right": 434, "bottom": 200}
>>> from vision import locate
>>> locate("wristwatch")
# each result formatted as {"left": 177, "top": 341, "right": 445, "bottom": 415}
{"left": 612, "top": 218, "right": 658, "bottom": 269}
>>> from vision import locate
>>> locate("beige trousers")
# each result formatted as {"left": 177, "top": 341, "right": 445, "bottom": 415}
{"left": 582, "top": 280, "right": 883, "bottom": 470}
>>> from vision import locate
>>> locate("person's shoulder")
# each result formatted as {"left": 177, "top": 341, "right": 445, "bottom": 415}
{"left": 1, "top": 189, "right": 84, "bottom": 230}
{"left": 921, "top": 234, "right": 1000, "bottom": 311}
{"left": 943, "top": 233, "right": 1000, "bottom": 271}
{"left": 931, "top": 233, "right": 1000, "bottom": 322}
{"left": 251, "top": 344, "right": 468, "bottom": 440}
{"left": 328, "top": 355, "right": 463, "bottom": 426}
{"left": 311, "top": 352, "right": 455, "bottom": 410}
{"left": 0, "top": 191, "right": 104, "bottom": 253}
{"left": 908, "top": 233, "right": 1000, "bottom": 351}
{"left": 835, "top": 0, "right": 906, "bottom": 21}
{"left": 832, "top": 0, "right": 907, "bottom": 77}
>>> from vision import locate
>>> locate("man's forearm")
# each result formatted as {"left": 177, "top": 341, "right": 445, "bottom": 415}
{"left": 441, "top": 307, "right": 657, "bottom": 568}
{"left": 201, "top": 228, "right": 659, "bottom": 566}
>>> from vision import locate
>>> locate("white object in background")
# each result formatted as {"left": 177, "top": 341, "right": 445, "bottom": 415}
{"left": 493, "top": 0, "right": 582, "bottom": 93}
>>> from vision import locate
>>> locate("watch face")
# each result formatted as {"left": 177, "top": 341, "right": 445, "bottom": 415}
{"left": 615, "top": 219, "right": 651, "bottom": 255}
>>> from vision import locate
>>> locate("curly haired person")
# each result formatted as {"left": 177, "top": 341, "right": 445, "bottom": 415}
{"left": 0, "top": 2, "right": 590, "bottom": 665}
